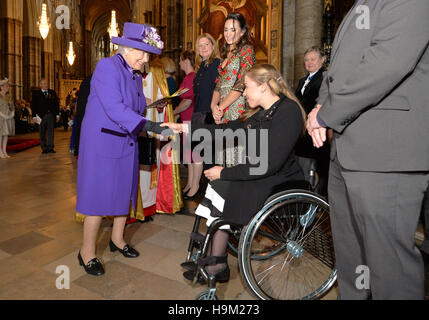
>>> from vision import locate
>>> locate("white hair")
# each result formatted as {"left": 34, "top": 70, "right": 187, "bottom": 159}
{"left": 118, "top": 45, "right": 133, "bottom": 56}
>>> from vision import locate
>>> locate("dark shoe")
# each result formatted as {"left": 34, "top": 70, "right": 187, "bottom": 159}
{"left": 180, "top": 261, "right": 197, "bottom": 272}
{"left": 109, "top": 240, "right": 139, "bottom": 258}
{"left": 42, "top": 149, "right": 48, "bottom": 154}
{"left": 78, "top": 251, "right": 105, "bottom": 276}
{"left": 183, "top": 188, "right": 200, "bottom": 200}
{"left": 183, "top": 265, "right": 230, "bottom": 284}
{"left": 48, "top": 149, "right": 56, "bottom": 153}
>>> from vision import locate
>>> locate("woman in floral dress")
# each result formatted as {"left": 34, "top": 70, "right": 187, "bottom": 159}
{"left": 210, "top": 12, "right": 255, "bottom": 165}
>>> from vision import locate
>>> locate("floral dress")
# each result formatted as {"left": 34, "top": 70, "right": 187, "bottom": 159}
{"left": 214, "top": 44, "right": 256, "bottom": 166}
{"left": 215, "top": 44, "right": 256, "bottom": 123}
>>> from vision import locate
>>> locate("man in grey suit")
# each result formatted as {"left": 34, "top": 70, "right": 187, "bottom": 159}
{"left": 307, "top": 0, "right": 429, "bottom": 299}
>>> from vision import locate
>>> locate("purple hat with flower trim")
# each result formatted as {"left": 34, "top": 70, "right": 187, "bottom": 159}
{"left": 111, "top": 23, "right": 164, "bottom": 55}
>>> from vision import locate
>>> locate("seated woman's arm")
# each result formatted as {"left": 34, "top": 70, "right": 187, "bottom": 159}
{"left": 220, "top": 101, "right": 303, "bottom": 181}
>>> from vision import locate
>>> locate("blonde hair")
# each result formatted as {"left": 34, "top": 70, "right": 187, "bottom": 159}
{"left": 160, "top": 57, "right": 176, "bottom": 75}
{"left": 195, "top": 33, "right": 220, "bottom": 72}
{"left": 241, "top": 64, "right": 307, "bottom": 135}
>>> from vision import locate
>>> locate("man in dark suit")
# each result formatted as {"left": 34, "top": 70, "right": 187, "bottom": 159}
{"left": 31, "top": 78, "right": 60, "bottom": 153}
{"left": 74, "top": 74, "right": 92, "bottom": 157}
{"left": 307, "top": 0, "right": 429, "bottom": 299}
{"left": 294, "top": 47, "right": 329, "bottom": 195}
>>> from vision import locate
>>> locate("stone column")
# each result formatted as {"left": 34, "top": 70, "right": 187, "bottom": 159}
{"left": 0, "top": 0, "right": 24, "bottom": 100}
{"left": 282, "top": 0, "right": 296, "bottom": 88}
{"left": 294, "top": 0, "right": 324, "bottom": 88}
{"left": 22, "top": 36, "right": 42, "bottom": 100}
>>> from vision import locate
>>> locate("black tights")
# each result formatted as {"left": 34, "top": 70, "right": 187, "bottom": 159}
{"left": 206, "top": 229, "right": 229, "bottom": 275}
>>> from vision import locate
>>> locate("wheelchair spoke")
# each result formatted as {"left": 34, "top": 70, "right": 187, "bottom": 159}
{"left": 239, "top": 191, "right": 336, "bottom": 300}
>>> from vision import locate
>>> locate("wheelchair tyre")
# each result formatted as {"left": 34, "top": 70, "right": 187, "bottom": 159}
{"left": 238, "top": 190, "right": 337, "bottom": 300}
{"left": 196, "top": 289, "right": 218, "bottom": 300}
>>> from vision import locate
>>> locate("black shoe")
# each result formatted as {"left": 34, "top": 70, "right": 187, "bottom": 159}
{"left": 183, "top": 265, "right": 230, "bottom": 284}
{"left": 109, "top": 240, "right": 139, "bottom": 258}
{"left": 183, "top": 188, "right": 200, "bottom": 200}
{"left": 48, "top": 149, "right": 56, "bottom": 153}
{"left": 78, "top": 251, "right": 105, "bottom": 276}
{"left": 180, "top": 261, "right": 197, "bottom": 272}
{"left": 42, "top": 149, "right": 48, "bottom": 154}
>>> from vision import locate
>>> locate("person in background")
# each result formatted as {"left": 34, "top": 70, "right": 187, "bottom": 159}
{"left": 160, "top": 57, "right": 177, "bottom": 96}
{"left": 182, "top": 33, "right": 221, "bottom": 200}
{"left": 211, "top": 12, "right": 256, "bottom": 167}
{"left": 31, "top": 78, "right": 60, "bottom": 154}
{"left": 74, "top": 74, "right": 92, "bottom": 157}
{"left": 174, "top": 50, "right": 197, "bottom": 198}
{"left": 0, "top": 78, "right": 15, "bottom": 158}
{"left": 294, "top": 46, "right": 329, "bottom": 195}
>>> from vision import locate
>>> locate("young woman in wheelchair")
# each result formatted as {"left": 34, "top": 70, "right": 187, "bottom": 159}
{"left": 162, "top": 63, "right": 306, "bottom": 283}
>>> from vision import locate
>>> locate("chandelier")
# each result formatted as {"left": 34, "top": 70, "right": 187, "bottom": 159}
{"left": 107, "top": 10, "right": 119, "bottom": 39}
{"left": 38, "top": 3, "right": 51, "bottom": 40}
{"left": 66, "top": 41, "right": 76, "bottom": 66}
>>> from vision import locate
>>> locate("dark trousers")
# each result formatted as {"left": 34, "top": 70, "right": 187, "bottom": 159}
{"left": 421, "top": 184, "right": 429, "bottom": 254}
{"left": 329, "top": 156, "right": 429, "bottom": 299}
{"left": 39, "top": 113, "right": 55, "bottom": 151}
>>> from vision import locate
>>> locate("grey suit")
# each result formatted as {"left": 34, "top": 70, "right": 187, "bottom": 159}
{"left": 317, "top": 0, "right": 429, "bottom": 299}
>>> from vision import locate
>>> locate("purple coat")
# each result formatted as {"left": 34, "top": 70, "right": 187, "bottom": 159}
{"left": 76, "top": 54, "right": 147, "bottom": 215}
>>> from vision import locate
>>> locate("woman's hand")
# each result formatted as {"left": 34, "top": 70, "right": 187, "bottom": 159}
{"left": 212, "top": 105, "right": 223, "bottom": 123}
{"left": 160, "top": 122, "right": 187, "bottom": 134}
{"left": 204, "top": 166, "right": 223, "bottom": 181}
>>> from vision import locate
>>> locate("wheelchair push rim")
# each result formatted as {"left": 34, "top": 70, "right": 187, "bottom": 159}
{"left": 238, "top": 190, "right": 337, "bottom": 300}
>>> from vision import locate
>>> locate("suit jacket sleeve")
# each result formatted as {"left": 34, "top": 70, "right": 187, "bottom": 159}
{"left": 316, "top": 71, "right": 328, "bottom": 107}
{"left": 92, "top": 58, "right": 144, "bottom": 134}
{"left": 318, "top": 0, "right": 429, "bottom": 133}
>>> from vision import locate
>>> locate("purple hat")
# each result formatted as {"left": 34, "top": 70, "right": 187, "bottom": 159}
{"left": 111, "top": 23, "right": 164, "bottom": 55}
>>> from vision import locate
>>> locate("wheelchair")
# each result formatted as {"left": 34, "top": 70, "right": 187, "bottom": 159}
{"left": 183, "top": 157, "right": 337, "bottom": 300}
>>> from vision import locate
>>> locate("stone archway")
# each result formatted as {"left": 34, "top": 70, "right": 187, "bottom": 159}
{"left": 81, "top": 0, "right": 130, "bottom": 73}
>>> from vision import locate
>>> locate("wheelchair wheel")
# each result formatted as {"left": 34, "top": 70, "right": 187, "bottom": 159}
{"left": 196, "top": 289, "right": 218, "bottom": 300}
{"left": 238, "top": 190, "right": 337, "bottom": 300}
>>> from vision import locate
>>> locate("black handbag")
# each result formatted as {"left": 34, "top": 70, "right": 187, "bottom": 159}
{"left": 138, "top": 136, "right": 156, "bottom": 165}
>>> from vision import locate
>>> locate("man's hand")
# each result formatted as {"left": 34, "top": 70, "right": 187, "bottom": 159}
{"left": 306, "top": 104, "right": 326, "bottom": 148}
{"left": 204, "top": 166, "right": 223, "bottom": 181}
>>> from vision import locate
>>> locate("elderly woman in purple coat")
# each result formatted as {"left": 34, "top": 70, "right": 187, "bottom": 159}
{"left": 76, "top": 23, "right": 172, "bottom": 276}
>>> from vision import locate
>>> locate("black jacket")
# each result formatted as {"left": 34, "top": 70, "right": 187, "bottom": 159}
{"left": 294, "top": 68, "right": 329, "bottom": 160}
{"left": 295, "top": 68, "right": 324, "bottom": 114}
{"left": 31, "top": 89, "right": 60, "bottom": 118}
{"left": 74, "top": 74, "right": 92, "bottom": 156}
{"left": 191, "top": 94, "right": 304, "bottom": 225}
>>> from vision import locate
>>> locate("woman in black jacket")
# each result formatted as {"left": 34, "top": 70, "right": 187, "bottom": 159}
{"left": 162, "top": 64, "right": 306, "bottom": 283}
{"left": 183, "top": 33, "right": 221, "bottom": 200}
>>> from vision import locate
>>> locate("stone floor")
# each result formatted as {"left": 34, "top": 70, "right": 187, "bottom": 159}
{"left": 0, "top": 129, "right": 427, "bottom": 300}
